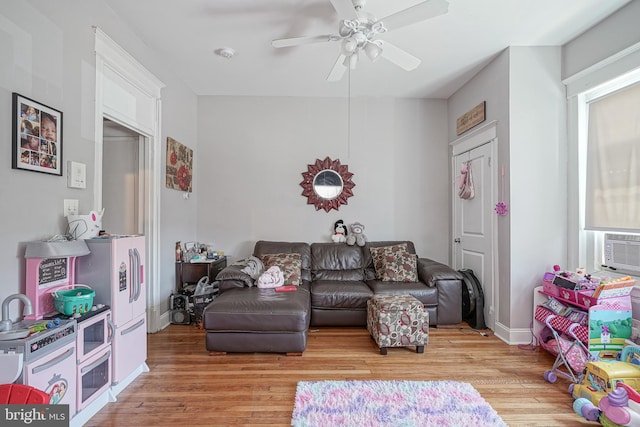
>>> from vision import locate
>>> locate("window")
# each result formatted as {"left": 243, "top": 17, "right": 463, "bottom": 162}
{"left": 568, "top": 62, "right": 640, "bottom": 272}
{"left": 585, "top": 82, "right": 640, "bottom": 232}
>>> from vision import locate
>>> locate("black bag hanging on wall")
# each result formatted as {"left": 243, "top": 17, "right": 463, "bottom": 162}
{"left": 459, "top": 268, "right": 487, "bottom": 330}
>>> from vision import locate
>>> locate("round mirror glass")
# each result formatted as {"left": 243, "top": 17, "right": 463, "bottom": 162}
{"left": 300, "top": 157, "right": 355, "bottom": 212}
{"left": 313, "top": 170, "right": 343, "bottom": 200}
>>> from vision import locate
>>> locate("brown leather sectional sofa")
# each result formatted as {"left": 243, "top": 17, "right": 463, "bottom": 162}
{"left": 203, "top": 240, "right": 463, "bottom": 355}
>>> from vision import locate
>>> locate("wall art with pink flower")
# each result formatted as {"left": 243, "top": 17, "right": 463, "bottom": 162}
{"left": 165, "top": 137, "right": 193, "bottom": 192}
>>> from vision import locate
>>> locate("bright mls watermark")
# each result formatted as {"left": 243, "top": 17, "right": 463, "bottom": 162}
{"left": 1, "top": 405, "right": 68, "bottom": 426}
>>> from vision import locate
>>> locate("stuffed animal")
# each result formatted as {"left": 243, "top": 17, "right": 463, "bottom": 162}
{"left": 346, "top": 222, "right": 366, "bottom": 246}
{"left": 68, "top": 209, "right": 104, "bottom": 240}
{"left": 332, "top": 220, "right": 348, "bottom": 243}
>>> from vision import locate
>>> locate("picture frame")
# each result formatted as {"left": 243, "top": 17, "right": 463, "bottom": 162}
{"left": 12, "top": 93, "right": 63, "bottom": 176}
{"left": 165, "top": 137, "right": 193, "bottom": 192}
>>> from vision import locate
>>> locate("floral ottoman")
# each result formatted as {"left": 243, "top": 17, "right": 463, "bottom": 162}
{"left": 367, "top": 294, "right": 429, "bottom": 355}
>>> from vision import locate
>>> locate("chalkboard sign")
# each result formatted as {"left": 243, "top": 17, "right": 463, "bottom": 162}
{"left": 39, "top": 258, "right": 68, "bottom": 287}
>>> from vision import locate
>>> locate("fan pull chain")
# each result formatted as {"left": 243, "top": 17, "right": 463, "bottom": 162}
{"left": 347, "top": 65, "right": 351, "bottom": 160}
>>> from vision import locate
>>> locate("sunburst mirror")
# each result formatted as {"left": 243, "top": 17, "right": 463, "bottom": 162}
{"left": 300, "top": 157, "right": 355, "bottom": 212}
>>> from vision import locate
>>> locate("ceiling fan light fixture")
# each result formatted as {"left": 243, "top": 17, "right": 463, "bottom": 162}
{"left": 272, "top": 0, "right": 449, "bottom": 82}
{"left": 364, "top": 41, "right": 382, "bottom": 62}
{"left": 341, "top": 37, "right": 358, "bottom": 55}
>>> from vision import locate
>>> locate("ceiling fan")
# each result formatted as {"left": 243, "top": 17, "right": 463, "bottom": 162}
{"left": 272, "top": 0, "right": 449, "bottom": 82}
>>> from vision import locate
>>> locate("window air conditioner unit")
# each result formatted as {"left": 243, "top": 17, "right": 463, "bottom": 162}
{"left": 604, "top": 233, "right": 640, "bottom": 275}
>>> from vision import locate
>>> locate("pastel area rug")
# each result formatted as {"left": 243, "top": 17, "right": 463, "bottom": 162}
{"left": 291, "top": 380, "right": 507, "bottom": 427}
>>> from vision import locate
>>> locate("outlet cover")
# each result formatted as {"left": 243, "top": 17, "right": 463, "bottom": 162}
{"left": 64, "top": 199, "right": 79, "bottom": 217}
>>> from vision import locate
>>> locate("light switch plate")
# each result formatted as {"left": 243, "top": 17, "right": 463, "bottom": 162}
{"left": 67, "top": 161, "right": 86, "bottom": 189}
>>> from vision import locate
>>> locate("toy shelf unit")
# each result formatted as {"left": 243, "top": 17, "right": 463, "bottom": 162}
{"left": 533, "top": 273, "right": 636, "bottom": 361}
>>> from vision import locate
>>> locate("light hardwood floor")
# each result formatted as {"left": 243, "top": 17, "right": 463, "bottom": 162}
{"left": 86, "top": 325, "right": 593, "bottom": 426}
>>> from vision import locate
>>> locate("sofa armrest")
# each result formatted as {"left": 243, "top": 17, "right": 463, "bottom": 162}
{"left": 215, "top": 265, "right": 254, "bottom": 292}
{"left": 417, "top": 258, "right": 463, "bottom": 325}
{"left": 417, "top": 258, "right": 462, "bottom": 287}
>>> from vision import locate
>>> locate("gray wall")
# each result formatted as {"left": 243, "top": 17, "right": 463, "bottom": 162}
{"left": 562, "top": 0, "right": 640, "bottom": 80}
{"left": 196, "top": 96, "right": 451, "bottom": 263}
{"left": 447, "top": 47, "right": 566, "bottom": 340}
{"left": 563, "top": 0, "right": 640, "bottom": 275}
{"left": 448, "top": 49, "right": 511, "bottom": 327}
{"left": 0, "top": 0, "right": 198, "bottom": 319}
{"left": 2, "top": 0, "right": 638, "bottom": 331}
{"left": 445, "top": 1, "right": 640, "bottom": 340}
{"left": 508, "top": 47, "right": 566, "bottom": 334}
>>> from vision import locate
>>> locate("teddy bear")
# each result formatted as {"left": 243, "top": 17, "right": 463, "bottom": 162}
{"left": 331, "top": 219, "right": 348, "bottom": 243}
{"left": 346, "top": 222, "right": 366, "bottom": 246}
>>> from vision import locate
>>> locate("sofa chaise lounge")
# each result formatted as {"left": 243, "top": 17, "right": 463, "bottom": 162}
{"left": 203, "top": 240, "right": 463, "bottom": 355}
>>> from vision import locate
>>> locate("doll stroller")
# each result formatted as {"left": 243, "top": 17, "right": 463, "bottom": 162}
{"left": 540, "top": 315, "right": 593, "bottom": 384}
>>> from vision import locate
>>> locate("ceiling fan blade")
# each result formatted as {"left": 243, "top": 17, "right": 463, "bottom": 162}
{"left": 380, "top": 0, "right": 449, "bottom": 32}
{"left": 329, "top": 0, "right": 359, "bottom": 21}
{"left": 272, "top": 34, "right": 337, "bottom": 48}
{"left": 379, "top": 41, "right": 421, "bottom": 71}
{"left": 327, "top": 53, "right": 347, "bottom": 82}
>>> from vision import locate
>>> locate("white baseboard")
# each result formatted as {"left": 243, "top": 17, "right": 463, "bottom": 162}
{"left": 109, "top": 362, "right": 150, "bottom": 400}
{"left": 69, "top": 390, "right": 111, "bottom": 427}
{"left": 159, "top": 310, "right": 172, "bottom": 330}
{"left": 493, "top": 321, "right": 535, "bottom": 345}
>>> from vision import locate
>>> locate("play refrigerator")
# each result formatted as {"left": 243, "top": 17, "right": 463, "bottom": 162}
{"left": 76, "top": 235, "right": 147, "bottom": 388}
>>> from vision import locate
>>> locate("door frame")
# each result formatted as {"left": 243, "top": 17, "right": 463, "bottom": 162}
{"left": 94, "top": 27, "right": 165, "bottom": 333}
{"left": 450, "top": 120, "right": 498, "bottom": 330}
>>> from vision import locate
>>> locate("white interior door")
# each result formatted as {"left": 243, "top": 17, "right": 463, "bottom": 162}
{"left": 453, "top": 141, "right": 496, "bottom": 330}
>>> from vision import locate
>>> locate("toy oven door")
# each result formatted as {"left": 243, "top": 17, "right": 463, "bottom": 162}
{"left": 77, "top": 347, "right": 111, "bottom": 411}
{"left": 76, "top": 309, "right": 112, "bottom": 363}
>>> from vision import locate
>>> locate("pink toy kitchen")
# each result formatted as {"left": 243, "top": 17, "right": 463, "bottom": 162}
{"left": 0, "top": 236, "right": 148, "bottom": 426}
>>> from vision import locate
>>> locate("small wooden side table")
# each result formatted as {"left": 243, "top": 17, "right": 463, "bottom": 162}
{"left": 175, "top": 257, "right": 227, "bottom": 292}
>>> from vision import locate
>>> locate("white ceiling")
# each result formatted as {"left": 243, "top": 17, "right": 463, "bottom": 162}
{"left": 103, "top": 0, "right": 630, "bottom": 99}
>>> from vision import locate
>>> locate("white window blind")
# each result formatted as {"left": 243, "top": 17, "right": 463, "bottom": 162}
{"left": 585, "top": 83, "right": 640, "bottom": 232}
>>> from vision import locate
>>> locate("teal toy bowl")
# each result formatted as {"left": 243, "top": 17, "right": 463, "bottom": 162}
{"left": 53, "top": 286, "right": 95, "bottom": 316}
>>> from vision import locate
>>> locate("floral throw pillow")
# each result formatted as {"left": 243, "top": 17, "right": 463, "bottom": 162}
{"left": 260, "top": 252, "right": 302, "bottom": 286}
{"left": 370, "top": 244, "right": 418, "bottom": 282}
